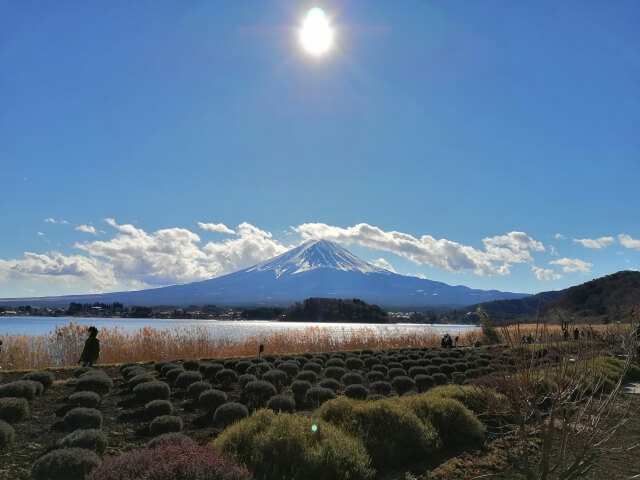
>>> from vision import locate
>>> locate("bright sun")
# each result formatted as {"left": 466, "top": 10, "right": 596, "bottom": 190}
{"left": 299, "top": 7, "right": 334, "bottom": 56}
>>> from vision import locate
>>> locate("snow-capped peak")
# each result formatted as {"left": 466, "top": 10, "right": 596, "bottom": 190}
{"left": 246, "top": 239, "right": 392, "bottom": 277}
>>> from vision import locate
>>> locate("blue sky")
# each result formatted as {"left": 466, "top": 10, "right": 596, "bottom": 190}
{"left": 1, "top": 1, "right": 638, "bottom": 298}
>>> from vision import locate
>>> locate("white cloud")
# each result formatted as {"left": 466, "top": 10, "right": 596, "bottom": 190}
{"left": 549, "top": 245, "right": 559, "bottom": 256}
{"left": 44, "top": 217, "right": 56, "bottom": 223}
{"left": 369, "top": 257, "right": 397, "bottom": 273}
{"left": 37, "top": 232, "right": 44, "bottom": 236}
{"left": 573, "top": 236, "right": 615, "bottom": 249}
{"left": 549, "top": 257, "right": 593, "bottom": 274}
{"left": 619, "top": 234, "right": 640, "bottom": 251}
{"left": 73, "top": 219, "right": 289, "bottom": 287}
{"left": 554, "top": 233, "right": 566, "bottom": 240}
{"left": 75, "top": 225, "right": 98, "bottom": 235}
{"left": 293, "top": 222, "right": 545, "bottom": 276}
{"left": 409, "top": 272, "right": 427, "bottom": 279}
{"left": 197, "top": 222, "right": 235, "bottom": 235}
{"left": 531, "top": 265, "right": 562, "bottom": 281}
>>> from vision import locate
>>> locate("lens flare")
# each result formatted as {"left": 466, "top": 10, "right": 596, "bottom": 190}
{"left": 311, "top": 424, "right": 318, "bottom": 432}
{"left": 299, "top": 7, "right": 334, "bottom": 56}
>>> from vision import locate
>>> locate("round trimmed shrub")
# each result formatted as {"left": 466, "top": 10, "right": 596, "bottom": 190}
{"left": 119, "top": 362, "right": 139, "bottom": 373}
{"left": 388, "top": 367, "right": 407, "bottom": 379}
{"left": 160, "top": 363, "right": 179, "bottom": 377}
{"left": 426, "top": 365, "right": 441, "bottom": 375}
{"left": 440, "top": 364, "right": 456, "bottom": 376}
{"left": 401, "top": 395, "right": 485, "bottom": 448}
{"left": 174, "top": 370, "right": 202, "bottom": 389}
{"left": 213, "top": 402, "right": 249, "bottom": 428}
{"left": 341, "top": 372, "right": 364, "bottom": 386}
{"left": 370, "top": 381, "right": 392, "bottom": 396}
{"left": 147, "top": 432, "right": 196, "bottom": 448}
{"left": 291, "top": 380, "right": 312, "bottom": 398}
{"left": 302, "top": 361, "right": 322, "bottom": 374}
{"left": 408, "top": 366, "right": 430, "bottom": 378}
{"left": 0, "top": 420, "right": 15, "bottom": 448}
{"left": 401, "top": 360, "right": 418, "bottom": 370}
{"left": 202, "top": 363, "right": 225, "bottom": 379}
{"left": 452, "top": 362, "right": 469, "bottom": 372}
{"left": 238, "top": 374, "right": 258, "bottom": 390}
{"left": 326, "top": 357, "right": 346, "bottom": 368}
{"left": 183, "top": 359, "right": 200, "bottom": 371}
{"left": 153, "top": 361, "right": 168, "bottom": 373}
{"left": 234, "top": 360, "right": 252, "bottom": 375}
{"left": 215, "top": 369, "right": 238, "bottom": 390}
{"left": 199, "top": 389, "right": 228, "bottom": 414}
{"left": 150, "top": 415, "right": 183, "bottom": 436}
{"left": 267, "top": 394, "right": 296, "bottom": 413}
{"left": 392, "top": 376, "right": 415, "bottom": 395}
{"left": 75, "top": 374, "right": 113, "bottom": 396}
{"left": 23, "top": 371, "right": 55, "bottom": 390}
{"left": 324, "top": 366, "right": 346, "bottom": 380}
{"left": 165, "top": 368, "right": 185, "bottom": 385}
{"left": 371, "top": 364, "right": 388, "bottom": 375}
{"left": 32, "top": 448, "right": 101, "bottom": 480}
{"left": 128, "top": 373, "right": 154, "bottom": 390}
{"left": 364, "top": 357, "right": 381, "bottom": 368}
{"left": 187, "top": 380, "right": 212, "bottom": 399}
{"left": 296, "top": 370, "right": 317, "bottom": 383}
{"left": 134, "top": 380, "right": 170, "bottom": 402}
{"left": 262, "top": 369, "right": 288, "bottom": 391}
{"left": 262, "top": 354, "right": 276, "bottom": 363}
{"left": 145, "top": 399, "right": 173, "bottom": 419}
{"left": 88, "top": 443, "right": 252, "bottom": 480}
{"left": 344, "top": 384, "right": 369, "bottom": 400}
{"left": 0, "top": 380, "right": 38, "bottom": 401}
{"left": 224, "top": 359, "right": 239, "bottom": 369}
{"left": 452, "top": 372, "right": 465, "bottom": 384}
{"left": 243, "top": 380, "right": 277, "bottom": 410}
{"left": 212, "top": 409, "right": 373, "bottom": 480}
{"left": 73, "top": 367, "right": 94, "bottom": 378}
{"left": 305, "top": 386, "right": 336, "bottom": 408}
{"left": 121, "top": 365, "right": 146, "bottom": 381}
{"left": 316, "top": 397, "right": 438, "bottom": 469}
{"left": 318, "top": 378, "right": 342, "bottom": 392}
{"left": 415, "top": 375, "right": 436, "bottom": 393}
{"left": 59, "top": 429, "right": 108, "bottom": 454}
{"left": 246, "top": 362, "right": 272, "bottom": 377}
{"left": 64, "top": 407, "right": 103, "bottom": 430}
{"left": 433, "top": 373, "right": 449, "bottom": 385}
{"left": 366, "top": 371, "right": 385, "bottom": 382}
{"left": 278, "top": 361, "right": 300, "bottom": 380}
{"left": 388, "top": 361, "right": 403, "bottom": 370}
{"left": 345, "top": 357, "right": 365, "bottom": 370}
{"left": 68, "top": 391, "right": 101, "bottom": 408}
{"left": 0, "top": 397, "right": 29, "bottom": 422}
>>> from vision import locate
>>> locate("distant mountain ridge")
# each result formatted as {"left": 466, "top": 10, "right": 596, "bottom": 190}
{"left": 474, "top": 270, "right": 640, "bottom": 320}
{"left": 0, "top": 240, "right": 529, "bottom": 308}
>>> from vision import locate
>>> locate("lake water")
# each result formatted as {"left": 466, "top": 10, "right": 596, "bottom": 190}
{"left": 0, "top": 316, "right": 477, "bottom": 341}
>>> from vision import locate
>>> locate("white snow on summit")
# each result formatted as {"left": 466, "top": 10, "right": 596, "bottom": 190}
{"left": 246, "top": 239, "right": 392, "bottom": 277}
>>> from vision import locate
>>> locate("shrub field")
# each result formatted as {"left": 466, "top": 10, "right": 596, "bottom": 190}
{"left": 0, "top": 338, "right": 637, "bottom": 480}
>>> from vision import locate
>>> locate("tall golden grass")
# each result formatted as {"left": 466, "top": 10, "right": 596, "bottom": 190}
{"left": 0, "top": 321, "right": 632, "bottom": 371}
{"left": 0, "top": 322, "right": 477, "bottom": 370}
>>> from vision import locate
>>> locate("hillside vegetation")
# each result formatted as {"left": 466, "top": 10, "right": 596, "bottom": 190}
{"left": 281, "top": 298, "right": 390, "bottom": 323}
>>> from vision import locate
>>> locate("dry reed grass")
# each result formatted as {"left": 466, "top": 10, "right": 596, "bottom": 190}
{"left": 0, "top": 321, "right": 479, "bottom": 370}
{"left": 1, "top": 321, "right": 632, "bottom": 371}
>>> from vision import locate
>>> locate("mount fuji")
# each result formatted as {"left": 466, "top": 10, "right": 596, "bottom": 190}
{"left": 0, "top": 240, "right": 530, "bottom": 308}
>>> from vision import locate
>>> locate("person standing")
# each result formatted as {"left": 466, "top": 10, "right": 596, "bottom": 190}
{"left": 78, "top": 326, "right": 100, "bottom": 367}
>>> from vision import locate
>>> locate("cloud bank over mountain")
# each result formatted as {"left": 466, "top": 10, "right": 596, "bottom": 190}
{"left": 0, "top": 219, "right": 638, "bottom": 297}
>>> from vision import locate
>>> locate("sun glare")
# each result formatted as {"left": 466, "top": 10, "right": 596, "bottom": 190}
{"left": 299, "top": 7, "right": 334, "bottom": 56}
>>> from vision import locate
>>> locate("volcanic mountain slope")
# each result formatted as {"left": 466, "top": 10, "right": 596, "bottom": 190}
{"left": 0, "top": 240, "right": 529, "bottom": 307}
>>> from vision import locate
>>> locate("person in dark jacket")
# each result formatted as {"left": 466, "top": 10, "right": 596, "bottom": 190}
{"left": 78, "top": 326, "right": 100, "bottom": 367}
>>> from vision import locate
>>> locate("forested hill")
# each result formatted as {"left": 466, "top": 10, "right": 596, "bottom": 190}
{"left": 540, "top": 270, "right": 640, "bottom": 318}
{"left": 280, "top": 298, "right": 390, "bottom": 323}
{"left": 473, "top": 270, "right": 640, "bottom": 321}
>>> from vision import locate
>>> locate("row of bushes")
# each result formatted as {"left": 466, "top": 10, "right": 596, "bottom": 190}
{"left": 212, "top": 386, "right": 492, "bottom": 479}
